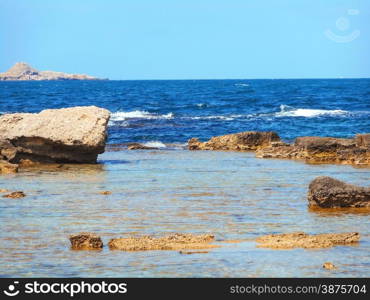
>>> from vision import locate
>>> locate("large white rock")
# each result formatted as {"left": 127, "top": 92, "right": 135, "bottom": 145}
{"left": 0, "top": 106, "right": 110, "bottom": 163}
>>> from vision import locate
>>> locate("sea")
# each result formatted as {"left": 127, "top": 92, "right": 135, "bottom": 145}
{"left": 0, "top": 79, "right": 369, "bottom": 277}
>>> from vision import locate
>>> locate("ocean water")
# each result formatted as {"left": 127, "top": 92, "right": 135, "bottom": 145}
{"left": 0, "top": 79, "right": 369, "bottom": 277}
{"left": 1, "top": 79, "right": 370, "bottom": 144}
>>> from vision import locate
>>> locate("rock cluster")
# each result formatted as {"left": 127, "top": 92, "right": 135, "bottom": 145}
{"left": 0, "top": 62, "right": 102, "bottom": 81}
{"left": 256, "top": 232, "right": 359, "bottom": 249}
{"left": 256, "top": 134, "right": 370, "bottom": 166}
{"left": 0, "top": 106, "right": 110, "bottom": 168}
{"left": 308, "top": 176, "right": 370, "bottom": 208}
{"left": 188, "top": 131, "right": 280, "bottom": 151}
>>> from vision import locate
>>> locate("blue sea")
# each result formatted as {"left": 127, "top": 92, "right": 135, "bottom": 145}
{"left": 0, "top": 79, "right": 369, "bottom": 278}
{"left": 1, "top": 79, "right": 370, "bottom": 145}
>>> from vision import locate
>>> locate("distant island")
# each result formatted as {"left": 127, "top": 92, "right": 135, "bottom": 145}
{"left": 0, "top": 62, "right": 105, "bottom": 81}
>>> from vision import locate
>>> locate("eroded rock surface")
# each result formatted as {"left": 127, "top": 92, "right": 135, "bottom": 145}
{"left": 108, "top": 233, "right": 217, "bottom": 251}
{"left": 256, "top": 232, "right": 359, "bottom": 249}
{"left": 188, "top": 131, "right": 280, "bottom": 151}
{"left": 0, "top": 106, "right": 110, "bottom": 163}
{"left": 0, "top": 160, "right": 18, "bottom": 174}
{"left": 308, "top": 176, "right": 370, "bottom": 208}
{"left": 69, "top": 233, "right": 103, "bottom": 250}
{"left": 256, "top": 135, "right": 370, "bottom": 166}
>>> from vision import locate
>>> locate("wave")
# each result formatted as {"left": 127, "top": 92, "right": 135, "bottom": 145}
{"left": 274, "top": 105, "right": 348, "bottom": 118}
{"left": 142, "top": 141, "right": 167, "bottom": 148}
{"left": 235, "top": 83, "right": 250, "bottom": 87}
{"left": 110, "top": 110, "right": 174, "bottom": 122}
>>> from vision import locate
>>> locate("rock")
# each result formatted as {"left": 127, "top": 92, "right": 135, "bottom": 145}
{"left": 188, "top": 131, "right": 280, "bottom": 151}
{"left": 323, "top": 262, "right": 337, "bottom": 270}
{"left": 308, "top": 176, "right": 370, "bottom": 208}
{"left": 0, "top": 189, "right": 9, "bottom": 193}
{"left": 0, "top": 106, "right": 110, "bottom": 163}
{"left": 69, "top": 233, "right": 103, "bottom": 250}
{"left": 127, "top": 143, "right": 158, "bottom": 150}
{"left": 99, "top": 191, "right": 112, "bottom": 195}
{"left": 2, "top": 191, "right": 26, "bottom": 198}
{"left": 0, "top": 62, "right": 104, "bottom": 81}
{"left": 108, "top": 233, "right": 217, "bottom": 251}
{"left": 179, "top": 250, "right": 209, "bottom": 254}
{"left": 0, "top": 160, "right": 18, "bottom": 174}
{"left": 256, "top": 135, "right": 370, "bottom": 165}
{"left": 256, "top": 232, "right": 359, "bottom": 249}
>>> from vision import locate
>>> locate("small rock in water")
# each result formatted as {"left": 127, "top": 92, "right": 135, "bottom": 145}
{"left": 256, "top": 232, "right": 359, "bottom": 249}
{"left": 323, "top": 262, "right": 336, "bottom": 270}
{"left": 2, "top": 191, "right": 26, "bottom": 198}
{"left": 0, "top": 189, "right": 9, "bottom": 193}
{"left": 308, "top": 176, "right": 370, "bottom": 208}
{"left": 108, "top": 233, "right": 217, "bottom": 251}
{"left": 127, "top": 143, "right": 158, "bottom": 150}
{"left": 99, "top": 191, "right": 112, "bottom": 195}
{"left": 69, "top": 233, "right": 103, "bottom": 250}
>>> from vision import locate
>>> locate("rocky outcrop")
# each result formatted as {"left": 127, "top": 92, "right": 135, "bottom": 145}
{"left": 308, "top": 176, "right": 370, "bottom": 208}
{"left": 256, "top": 232, "right": 359, "bottom": 249}
{"left": 0, "top": 106, "right": 110, "bottom": 164}
{"left": 108, "top": 233, "right": 217, "bottom": 251}
{"left": 0, "top": 62, "right": 103, "bottom": 81}
{"left": 188, "top": 131, "right": 280, "bottom": 151}
{"left": 256, "top": 134, "right": 370, "bottom": 166}
{"left": 69, "top": 233, "right": 103, "bottom": 250}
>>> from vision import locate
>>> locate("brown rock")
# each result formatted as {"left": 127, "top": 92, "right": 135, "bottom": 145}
{"left": 308, "top": 176, "right": 370, "bottom": 208}
{"left": 108, "top": 233, "right": 217, "bottom": 251}
{"left": 323, "top": 262, "right": 337, "bottom": 270}
{"left": 256, "top": 232, "right": 359, "bottom": 249}
{"left": 0, "top": 106, "right": 110, "bottom": 163}
{"left": 2, "top": 191, "right": 26, "bottom": 198}
{"left": 0, "top": 189, "right": 9, "bottom": 193}
{"left": 99, "top": 191, "right": 112, "bottom": 195}
{"left": 69, "top": 233, "right": 103, "bottom": 250}
{"left": 188, "top": 131, "right": 280, "bottom": 151}
{"left": 256, "top": 135, "right": 370, "bottom": 165}
{"left": 0, "top": 160, "right": 18, "bottom": 174}
{"left": 355, "top": 134, "right": 370, "bottom": 148}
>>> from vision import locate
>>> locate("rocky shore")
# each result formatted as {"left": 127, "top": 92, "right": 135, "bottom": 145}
{"left": 0, "top": 106, "right": 110, "bottom": 172}
{"left": 0, "top": 62, "right": 103, "bottom": 81}
{"left": 188, "top": 131, "right": 370, "bottom": 166}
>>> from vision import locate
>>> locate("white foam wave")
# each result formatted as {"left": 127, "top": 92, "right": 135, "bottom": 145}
{"left": 110, "top": 110, "right": 174, "bottom": 122}
{"left": 235, "top": 83, "right": 250, "bottom": 87}
{"left": 142, "top": 141, "right": 167, "bottom": 148}
{"left": 275, "top": 105, "right": 348, "bottom": 118}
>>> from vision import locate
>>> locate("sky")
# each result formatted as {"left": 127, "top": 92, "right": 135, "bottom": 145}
{"left": 0, "top": 0, "right": 369, "bottom": 79}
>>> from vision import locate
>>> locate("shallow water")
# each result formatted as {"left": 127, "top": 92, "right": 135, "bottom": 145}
{"left": 0, "top": 150, "right": 369, "bottom": 277}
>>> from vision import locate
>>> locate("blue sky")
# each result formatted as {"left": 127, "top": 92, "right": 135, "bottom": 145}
{"left": 1, "top": 0, "right": 369, "bottom": 79}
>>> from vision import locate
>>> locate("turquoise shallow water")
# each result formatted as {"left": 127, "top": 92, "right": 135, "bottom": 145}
{"left": 0, "top": 150, "right": 369, "bottom": 277}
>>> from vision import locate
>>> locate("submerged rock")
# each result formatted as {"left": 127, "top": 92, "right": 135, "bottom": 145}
{"left": 0, "top": 62, "right": 103, "bottom": 81}
{"left": 323, "top": 262, "right": 337, "bottom": 270}
{"left": 256, "top": 232, "right": 359, "bottom": 249}
{"left": 127, "top": 143, "right": 158, "bottom": 150}
{"left": 256, "top": 135, "right": 370, "bottom": 166}
{"left": 0, "top": 160, "right": 18, "bottom": 174}
{"left": 2, "top": 191, "right": 26, "bottom": 198}
{"left": 308, "top": 176, "right": 370, "bottom": 208}
{"left": 188, "top": 131, "right": 280, "bottom": 151}
{"left": 99, "top": 191, "right": 112, "bottom": 195}
{"left": 0, "top": 106, "right": 110, "bottom": 164}
{"left": 108, "top": 233, "right": 217, "bottom": 251}
{"left": 69, "top": 233, "right": 103, "bottom": 250}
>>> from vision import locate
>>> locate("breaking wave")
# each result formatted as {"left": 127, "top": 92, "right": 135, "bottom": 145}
{"left": 274, "top": 105, "right": 348, "bottom": 117}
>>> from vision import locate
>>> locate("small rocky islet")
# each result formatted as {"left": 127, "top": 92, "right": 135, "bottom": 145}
{"left": 0, "top": 106, "right": 369, "bottom": 252}
{"left": 0, "top": 62, "right": 103, "bottom": 81}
